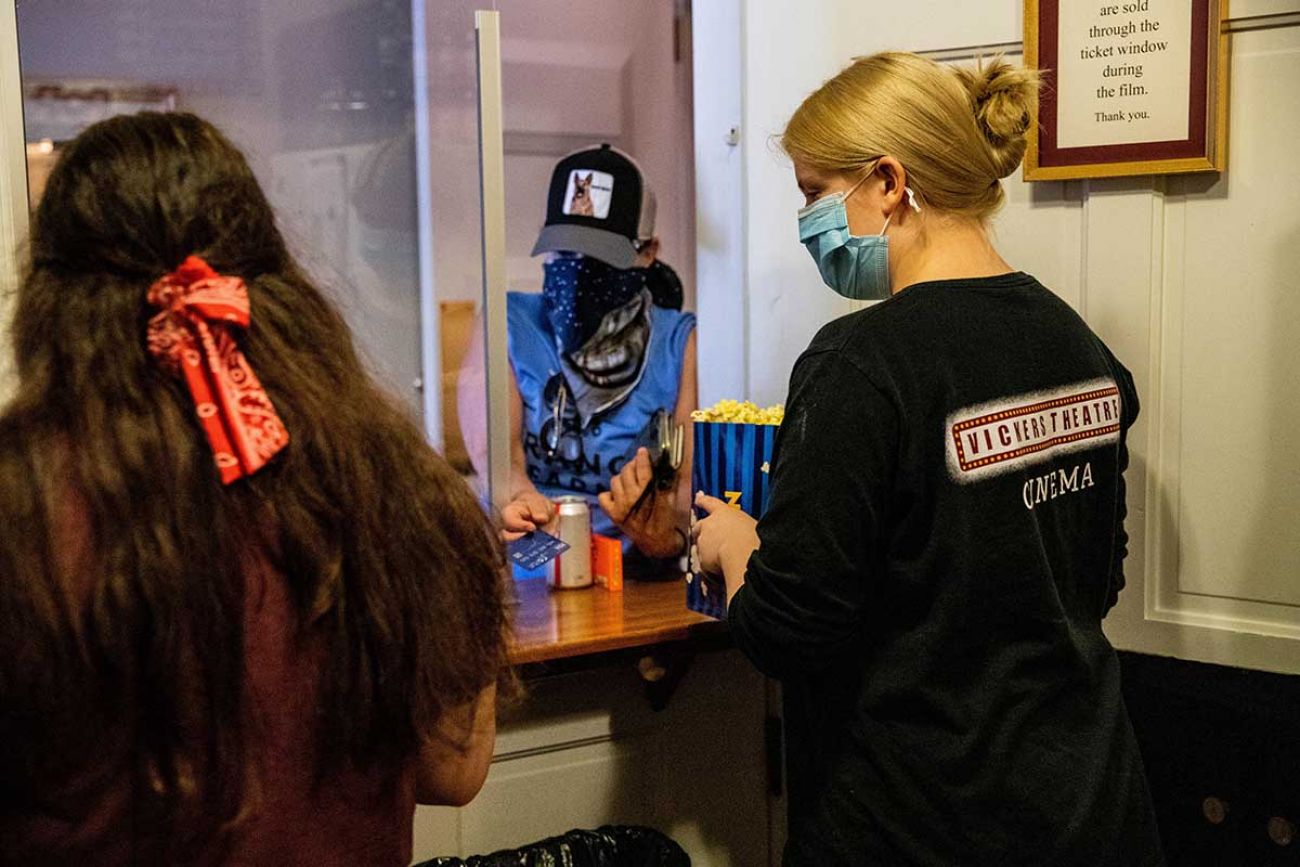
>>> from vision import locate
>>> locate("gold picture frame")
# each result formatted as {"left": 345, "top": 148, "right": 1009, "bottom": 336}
{"left": 1024, "top": 0, "right": 1229, "bottom": 181}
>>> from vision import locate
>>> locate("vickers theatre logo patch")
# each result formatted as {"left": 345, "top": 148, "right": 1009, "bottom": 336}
{"left": 945, "top": 379, "right": 1122, "bottom": 484}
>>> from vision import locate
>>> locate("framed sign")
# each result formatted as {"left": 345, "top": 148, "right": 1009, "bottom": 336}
{"left": 1024, "top": 0, "right": 1229, "bottom": 180}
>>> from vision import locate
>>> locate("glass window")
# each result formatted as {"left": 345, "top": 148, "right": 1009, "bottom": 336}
{"left": 11, "top": 0, "right": 699, "bottom": 509}
{"left": 15, "top": 0, "right": 435, "bottom": 422}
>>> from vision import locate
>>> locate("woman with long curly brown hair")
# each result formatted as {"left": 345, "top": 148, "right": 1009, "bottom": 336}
{"left": 0, "top": 112, "right": 511, "bottom": 865}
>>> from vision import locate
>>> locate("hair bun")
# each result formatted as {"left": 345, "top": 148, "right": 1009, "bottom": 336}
{"left": 955, "top": 58, "right": 1040, "bottom": 178}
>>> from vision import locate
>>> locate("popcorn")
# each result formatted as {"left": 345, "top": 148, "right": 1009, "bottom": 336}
{"left": 690, "top": 399, "right": 785, "bottom": 425}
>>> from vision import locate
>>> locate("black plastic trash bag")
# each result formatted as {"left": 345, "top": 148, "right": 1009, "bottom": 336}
{"left": 413, "top": 824, "right": 690, "bottom": 867}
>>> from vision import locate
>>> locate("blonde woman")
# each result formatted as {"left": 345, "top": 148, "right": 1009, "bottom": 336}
{"left": 694, "top": 54, "right": 1163, "bottom": 865}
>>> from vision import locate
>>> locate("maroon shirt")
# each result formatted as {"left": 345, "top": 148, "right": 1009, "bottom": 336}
{"left": 3, "top": 538, "right": 417, "bottom": 866}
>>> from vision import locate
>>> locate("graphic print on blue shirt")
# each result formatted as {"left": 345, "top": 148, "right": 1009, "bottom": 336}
{"left": 508, "top": 291, "right": 695, "bottom": 541}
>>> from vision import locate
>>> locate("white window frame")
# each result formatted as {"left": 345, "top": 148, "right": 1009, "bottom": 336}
{"left": 0, "top": 0, "right": 29, "bottom": 406}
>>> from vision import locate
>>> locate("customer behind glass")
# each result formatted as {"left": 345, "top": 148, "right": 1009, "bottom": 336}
{"left": 460, "top": 145, "right": 697, "bottom": 566}
{"left": 0, "top": 113, "right": 510, "bottom": 865}
{"left": 692, "top": 54, "right": 1164, "bottom": 865}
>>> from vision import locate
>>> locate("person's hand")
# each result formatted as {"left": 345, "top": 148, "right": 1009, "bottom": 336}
{"left": 500, "top": 490, "right": 554, "bottom": 542}
{"left": 692, "top": 492, "right": 759, "bottom": 593}
{"left": 599, "top": 448, "right": 683, "bottom": 558}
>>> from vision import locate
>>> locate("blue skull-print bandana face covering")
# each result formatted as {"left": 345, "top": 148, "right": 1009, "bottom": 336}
{"left": 541, "top": 255, "right": 655, "bottom": 424}
{"left": 542, "top": 255, "right": 647, "bottom": 356}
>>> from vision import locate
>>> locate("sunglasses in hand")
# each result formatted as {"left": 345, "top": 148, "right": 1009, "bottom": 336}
{"left": 625, "top": 408, "right": 684, "bottom": 519}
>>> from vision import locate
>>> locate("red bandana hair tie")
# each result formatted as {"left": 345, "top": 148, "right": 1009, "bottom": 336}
{"left": 146, "top": 255, "right": 290, "bottom": 484}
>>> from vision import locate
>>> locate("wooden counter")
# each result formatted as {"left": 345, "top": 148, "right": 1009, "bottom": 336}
{"left": 507, "top": 576, "right": 726, "bottom": 665}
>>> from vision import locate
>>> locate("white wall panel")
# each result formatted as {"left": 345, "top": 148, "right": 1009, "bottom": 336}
{"left": 869, "top": 0, "right": 1021, "bottom": 52}
{"left": 1130, "top": 23, "right": 1300, "bottom": 657}
{"left": 410, "top": 650, "right": 769, "bottom": 865}
{"left": 462, "top": 741, "right": 653, "bottom": 853}
{"left": 1167, "top": 26, "right": 1300, "bottom": 611}
{"left": 692, "top": 0, "right": 748, "bottom": 406}
{"left": 739, "top": 0, "right": 857, "bottom": 405}
{"left": 991, "top": 178, "right": 1087, "bottom": 312}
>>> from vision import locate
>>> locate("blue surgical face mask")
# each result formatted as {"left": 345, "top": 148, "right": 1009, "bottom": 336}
{"left": 797, "top": 173, "right": 921, "bottom": 301}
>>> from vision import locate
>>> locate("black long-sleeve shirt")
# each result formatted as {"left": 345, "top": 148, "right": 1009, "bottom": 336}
{"left": 728, "top": 273, "right": 1163, "bottom": 866}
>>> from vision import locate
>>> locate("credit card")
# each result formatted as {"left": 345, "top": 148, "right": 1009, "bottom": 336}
{"left": 507, "top": 529, "right": 571, "bottom": 570}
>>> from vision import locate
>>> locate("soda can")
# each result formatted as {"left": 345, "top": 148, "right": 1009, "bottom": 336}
{"left": 550, "top": 496, "right": 593, "bottom": 590}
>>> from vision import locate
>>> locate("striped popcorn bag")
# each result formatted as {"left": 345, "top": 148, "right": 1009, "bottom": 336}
{"left": 687, "top": 419, "right": 780, "bottom": 619}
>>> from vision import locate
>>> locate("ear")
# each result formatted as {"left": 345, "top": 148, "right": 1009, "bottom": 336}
{"left": 582, "top": 173, "right": 593, "bottom": 183}
{"left": 875, "top": 157, "right": 909, "bottom": 215}
{"left": 635, "top": 237, "right": 661, "bottom": 267}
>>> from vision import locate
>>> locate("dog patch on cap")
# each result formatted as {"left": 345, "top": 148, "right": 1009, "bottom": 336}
{"left": 562, "top": 169, "right": 614, "bottom": 219}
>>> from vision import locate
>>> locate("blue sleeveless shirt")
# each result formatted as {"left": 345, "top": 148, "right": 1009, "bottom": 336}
{"left": 508, "top": 291, "right": 695, "bottom": 542}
